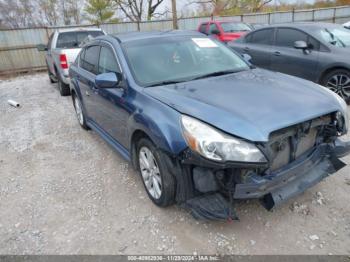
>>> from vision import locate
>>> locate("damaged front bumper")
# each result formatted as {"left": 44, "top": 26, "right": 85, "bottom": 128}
{"left": 178, "top": 138, "right": 350, "bottom": 220}
{"left": 234, "top": 140, "right": 349, "bottom": 210}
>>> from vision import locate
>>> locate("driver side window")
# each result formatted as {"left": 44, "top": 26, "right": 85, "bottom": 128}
{"left": 98, "top": 46, "right": 120, "bottom": 74}
{"left": 81, "top": 45, "right": 100, "bottom": 74}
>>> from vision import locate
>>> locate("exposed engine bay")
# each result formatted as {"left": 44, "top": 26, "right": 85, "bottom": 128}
{"left": 168, "top": 112, "right": 350, "bottom": 220}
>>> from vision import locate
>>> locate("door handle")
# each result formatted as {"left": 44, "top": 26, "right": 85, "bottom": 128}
{"left": 274, "top": 51, "right": 281, "bottom": 56}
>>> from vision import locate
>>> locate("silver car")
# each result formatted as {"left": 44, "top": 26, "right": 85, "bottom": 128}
{"left": 37, "top": 27, "right": 105, "bottom": 96}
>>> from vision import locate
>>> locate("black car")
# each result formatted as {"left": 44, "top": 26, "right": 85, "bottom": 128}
{"left": 229, "top": 22, "right": 350, "bottom": 103}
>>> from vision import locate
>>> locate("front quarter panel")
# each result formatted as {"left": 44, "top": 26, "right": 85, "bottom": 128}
{"left": 317, "top": 50, "right": 350, "bottom": 82}
{"left": 127, "top": 88, "right": 188, "bottom": 156}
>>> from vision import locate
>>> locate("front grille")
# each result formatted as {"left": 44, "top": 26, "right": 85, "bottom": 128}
{"left": 267, "top": 115, "right": 332, "bottom": 172}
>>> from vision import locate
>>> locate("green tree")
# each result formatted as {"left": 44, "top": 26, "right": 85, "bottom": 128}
{"left": 84, "top": 0, "right": 118, "bottom": 25}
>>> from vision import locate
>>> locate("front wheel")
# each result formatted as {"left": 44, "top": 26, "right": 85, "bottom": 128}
{"left": 72, "top": 94, "right": 89, "bottom": 130}
{"left": 137, "top": 138, "right": 175, "bottom": 207}
{"left": 321, "top": 69, "right": 350, "bottom": 104}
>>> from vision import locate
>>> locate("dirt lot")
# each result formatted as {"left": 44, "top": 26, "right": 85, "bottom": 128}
{"left": 1, "top": 73, "right": 350, "bottom": 255}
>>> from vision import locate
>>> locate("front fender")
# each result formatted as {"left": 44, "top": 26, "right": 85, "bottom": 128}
{"left": 127, "top": 93, "right": 188, "bottom": 156}
{"left": 318, "top": 63, "right": 350, "bottom": 83}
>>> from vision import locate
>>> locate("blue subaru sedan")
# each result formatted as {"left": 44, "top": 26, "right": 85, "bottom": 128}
{"left": 69, "top": 31, "right": 350, "bottom": 220}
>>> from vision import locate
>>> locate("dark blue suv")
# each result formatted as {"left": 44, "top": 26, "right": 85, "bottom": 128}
{"left": 69, "top": 31, "right": 350, "bottom": 220}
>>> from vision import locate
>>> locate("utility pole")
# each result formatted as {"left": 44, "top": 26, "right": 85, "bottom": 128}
{"left": 171, "top": 0, "right": 178, "bottom": 30}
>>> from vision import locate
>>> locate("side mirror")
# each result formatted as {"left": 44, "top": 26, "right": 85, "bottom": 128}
{"left": 294, "top": 40, "right": 308, "bottom": 50}
{"left": 37, "top": 44, "right": 48, "bottom": 51}
{"left": 242, "top": 53, "right": 252, "bottom": 62}
{"left": 211, "top": 29, "right": 220, "bottom": 35}
{"left": 95, "top": 72, "right": 120, "bottom": 89}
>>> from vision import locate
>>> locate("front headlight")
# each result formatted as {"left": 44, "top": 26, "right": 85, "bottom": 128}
{"left": 180, "top": 115, "right": 267, "bottom": 163}
{"left": 319, "top": 84, "right": 349, "bottom": 132}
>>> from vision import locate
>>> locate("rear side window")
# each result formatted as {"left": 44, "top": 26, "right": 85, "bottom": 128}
{"left": 98, "top": 47, "right": 120, "bottom": 74}
{"left": 78, "top": 49, "right": 85, "bottom": 66}
{"left": 81, "top": 45, "right": 100, "bottom": 74}
{"left": 199, "top": 23, "right": 208, "bottom": 34}
{"left": 276, "top": 28, "right": 320, "bottom": 50}
{"left": 56, "top": 31, "right": 104, "bottom": 49}
{"left": 248, "top": 29, "right": 274, "bottom": 45}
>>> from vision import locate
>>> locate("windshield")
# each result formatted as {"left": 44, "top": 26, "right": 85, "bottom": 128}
{"left": 221, "top": 22, "right": 252, "bottom": 33}
{"left": 56, "top": 31, "right": 104, "bottom": 49}
{"left": 122, "top": 36, "right": 249, "bottom": 87}
{"left": 318, "top": 27, "right": 350, "bottom": 47}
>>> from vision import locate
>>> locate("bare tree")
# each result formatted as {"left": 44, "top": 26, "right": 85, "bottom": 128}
{"left": 67, "top": 0, "right": 84, "bottom": 24}
{"left": 186, "top": 0, "right": 235, "bottom": 16}
{"left": 147, "top": 0, "right": 166, "bottom": 20}
{"left": 114, "top": 0, "right": 166, "bottom": 29}
{"left": 186, "top": 0, "right": 273, "bottom": 15}
{"left": 37, "top": 0, "right": 60, "bottom": 26}
{"left": 247, "top": 0, "right": 273, "bottom": 12}
{"left": 115, "top": 0, "right": 143, "bottom": 23}
{"left": 0, "top": 0, "right": 38, "bottom": 28}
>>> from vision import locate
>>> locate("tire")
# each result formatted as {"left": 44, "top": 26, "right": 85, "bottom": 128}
{"left": 137, "top": 138, "right": 175, "bottom": 207}
{"left": 57, "top": 75, "right": 71, "bottom": 96}
{"left": 47, "top": 67, "right": 57, "bottom": 83}
{"left": 72, "top": 94, "right": 89, "bottom": 130}
{"left": 321, "top": 69, "right": 350, "bottom": 104}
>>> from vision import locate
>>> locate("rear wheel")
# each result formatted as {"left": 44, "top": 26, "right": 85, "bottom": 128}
{"left": 137, "top": 138, "right": 175, "bottom": 207}
{"left": 55, "top": 68, "right": 70, "bottom": 96}
{"left": 321, "top": 69, "right": 350, "bottom": 104}
{"left": 46, "top": 64, "right": 57, "bottom": 83}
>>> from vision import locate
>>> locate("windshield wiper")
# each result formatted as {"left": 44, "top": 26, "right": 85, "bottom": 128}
{"left": 145, "top": 69, "right": 244, "bottom": 87}
{"left": 145, "top": 80, "right": 185, "bottom": 87}
{"left": 325, "top": 28, "right": 346, "bottom": 47}
{"left": 190, "top": 69, "right": 241, "bottom": 81}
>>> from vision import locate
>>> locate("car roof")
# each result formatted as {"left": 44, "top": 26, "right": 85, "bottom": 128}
{"left": 111, "top": 30, "right": 204, "bottom": 43}
{"left": 57, "top": 27, "right": 103, "bottom": 33}
{"left": 258, "top": 22, "right": 340, "bottom": 31}
{"left": 200, "top": 20, "right": 245, "bottom": 24}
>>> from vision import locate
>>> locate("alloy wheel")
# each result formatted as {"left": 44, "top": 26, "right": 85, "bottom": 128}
{"left": 74, "top": 96, "right": 84, "bottom": 125}
{"left": 326, "top": 74, "right": 350, "bottom": 99}
{"left": 139, "top": 146, "right": 162, "bottom": 200}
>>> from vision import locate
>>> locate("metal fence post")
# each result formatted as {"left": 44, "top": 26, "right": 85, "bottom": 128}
{"left": 333, "top": 8, "right": 336, "bottom": 23}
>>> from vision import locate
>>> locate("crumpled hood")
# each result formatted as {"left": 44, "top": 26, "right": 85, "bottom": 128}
{"left": 144, "top": 69, "right": 345, "bottom": 142}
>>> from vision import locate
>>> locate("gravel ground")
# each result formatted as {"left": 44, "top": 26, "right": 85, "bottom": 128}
{"left": 1, "top": 73, "right": 350, "bottom": 255}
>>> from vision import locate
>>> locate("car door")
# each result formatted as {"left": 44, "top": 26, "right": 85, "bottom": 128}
{"left": 78, "top": 44, "right": 101, "bottom": 119}
{"left": 238, "top": 28, "right": 275, "bottom": 69}
{"left": 89, "top": 43, "right": 130, "bottom": 148}
{"left": 207, "top": 22, "right": 220, "bottom": 41}
{"left": 270, "top": 28, "right": 320, "bottom": 82}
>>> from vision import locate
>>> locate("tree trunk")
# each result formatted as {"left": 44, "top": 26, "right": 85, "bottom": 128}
{"left": 171, "top": 0, "right": 178, "bottom": 29}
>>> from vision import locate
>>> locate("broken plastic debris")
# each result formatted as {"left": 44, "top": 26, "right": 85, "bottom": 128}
{"left": 309, "top": 235, "right": 320, "bottom": 241}
{"left": 8, "top": 100, "right": 20, "bottom": 107}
